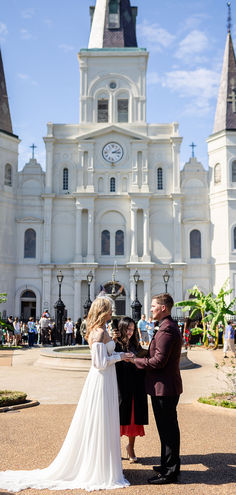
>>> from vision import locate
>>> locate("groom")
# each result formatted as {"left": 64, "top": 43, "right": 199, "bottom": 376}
{"left": 131, "top": 293, "right": 183, "bottom": 484}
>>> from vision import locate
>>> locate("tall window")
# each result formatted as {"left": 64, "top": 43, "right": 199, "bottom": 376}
{"left": 190, "top": 229, "right": 201, "bottom": 259}
{"left": 118, "top": 99, "right": 128, "bottom": 123}
{"left": 63, "top": 168, "right": 69, "bottom": 190}
{"left": 24, "top": 229, "right": 36, "bottom": 259}
{"left": 101, "top": 230, "right": 110, "bottom": 255}
{"left": 157, "top": 168, "right": 163, "bottom": 190}
{"left": 232, "top": 161, "right": 236, "bottom": 182}
{"left": 214, "top": 163, "right": 221, "bottom": 183}
{"left": 98, "top": 99, "right": 108, "bottom": 123}
{"left": 4, "top": 163, "right": 12, "bottom": 186}
{"left": 110, "top": 177, "right": 116, "bottom": 192}
{"left": 115, "top": 230, "right": 124, "bottom": 255}
{"left": 234, "top": 227, "right": 236, "bottom": 250}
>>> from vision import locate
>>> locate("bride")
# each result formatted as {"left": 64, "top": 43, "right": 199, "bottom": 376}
{"left": 0, "top": 297, "right": 132, "bottom": 492}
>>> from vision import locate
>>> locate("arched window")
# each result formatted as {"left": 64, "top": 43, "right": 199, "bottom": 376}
{"left": 110, "top": 177, "right": 116, "bottom": 192}
{"left": 214, "top": 163, "right": 221, "bottom": 183}
{"left": 63, "top": 168, "right": 68, "bottom": 190}
{"left": 234, "top": 227, "right": 236, "bottom": 250}
{"left": 115, "top": 230, "right": 124, "bottom": 255}
{"left": 190, "top": 229, "right": 201, "bottom": 259}
{"left": 109, "top": 0, "right": 119, "bottom": 14}
{"left": 4, "top": 163, "right": 12, "bottom": 186}
{"left": 232, "top": 161, "right": 236, "bottom": 182}
{"left": 24, "top": 229, "right": 36, "bottom": 258}
{"left": 157, "top": 168, "right": 163, "bottom": 190}
{"left": 101, "top": 230, "right": 110, "bottom": 255}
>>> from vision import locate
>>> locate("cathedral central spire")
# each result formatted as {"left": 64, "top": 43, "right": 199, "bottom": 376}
{"left": 88, "top": 0, "right": 138, "bottom": 49}
{"left": 0, "top": 49, "right": 13, "bottom": 135}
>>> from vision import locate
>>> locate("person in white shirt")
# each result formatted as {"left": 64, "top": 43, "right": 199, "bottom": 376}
{"left": 13, "top": 317, "right": 21, "bottom": 346}
{"left": 64, "top": 317, "right": 74, "bottom": 346}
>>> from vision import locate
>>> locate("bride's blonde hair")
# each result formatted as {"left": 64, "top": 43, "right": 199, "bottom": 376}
{"left": 86, "top": 297, "right": 112, "bottom": 340}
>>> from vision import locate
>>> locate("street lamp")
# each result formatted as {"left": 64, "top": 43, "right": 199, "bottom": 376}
{"left": 131, "top": 270, "right": 142, "bottom": 322}
{"left": 163, "top": 270, "right": 170, "bottom": 293}
{"left": 83, "top": 271, "right": 93, "bottom": 316}
{"left": 54, "top": 270, "right": 65, "bottom": 346}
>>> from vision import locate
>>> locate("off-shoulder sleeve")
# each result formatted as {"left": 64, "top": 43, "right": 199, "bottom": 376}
{"left": 91, "top": 342, "right": 122, "bottom": 370}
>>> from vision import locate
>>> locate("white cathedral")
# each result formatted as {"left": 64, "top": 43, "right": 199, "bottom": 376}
{"left": 0, "top": 0, "right": 236, "bottom": 322}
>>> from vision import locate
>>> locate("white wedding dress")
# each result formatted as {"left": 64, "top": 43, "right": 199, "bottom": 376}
{"left": 0, "top": 340, "right": 130, "bottom": 492}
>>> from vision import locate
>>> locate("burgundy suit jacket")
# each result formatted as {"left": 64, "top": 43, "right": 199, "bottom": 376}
{"left": 135, "top": 315, "right": 183, "bottom": 397}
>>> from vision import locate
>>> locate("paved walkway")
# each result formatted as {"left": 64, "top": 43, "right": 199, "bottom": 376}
{"left": 0, "top": 346, "right": 235, "bottom": 495}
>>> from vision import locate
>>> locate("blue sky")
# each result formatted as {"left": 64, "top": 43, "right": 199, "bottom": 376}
{"left": 0, "top": 0, "right": 235, "bottom": 170}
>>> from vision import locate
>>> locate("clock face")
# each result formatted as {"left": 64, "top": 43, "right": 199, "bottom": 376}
{"left": 102, "top": 142, "right": 123, "bottom": 163}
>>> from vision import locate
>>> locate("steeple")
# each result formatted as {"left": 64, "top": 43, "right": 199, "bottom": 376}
{"left": 213, "top": 4, "right": 236, "bottom": 133}
{"left": 0, "top": 49, "right": 13, "bottom": 135}
{"left": 88, "top": 0, "right": 137, "bottom": 49}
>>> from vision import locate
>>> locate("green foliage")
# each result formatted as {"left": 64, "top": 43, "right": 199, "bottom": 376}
{"left": 175, "top": 280, "right": 236, "bottom": 348}
{"left": 198, "top": 394, "right": 236, "bottom": 409}
{"left": 0, "top": 390, "right": 27, "bottom": 407}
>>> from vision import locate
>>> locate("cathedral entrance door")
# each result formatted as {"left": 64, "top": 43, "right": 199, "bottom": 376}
{"left": 20, "top": 290, "right": 36, "bottom": 321}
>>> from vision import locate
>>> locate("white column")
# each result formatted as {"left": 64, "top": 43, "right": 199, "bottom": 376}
{"left": 171, "top": 138, "right": 181, "bottom": 193}
{"left": 130, "top": 206, "right": 138, "bottom": 262}
{"left": 42, "top": 268, "right": 52, "bottom": 315}
{"left": 143, "top": 277, "right": 151, "bottom": 318}
{"left": 75, "top": 205, "right": 82, "bottom": 262}
{"left": 143, "top": 208, "right": 150, "bottom": 261}
{"left": 43, "top": 197, "right": 53, "bottom": 264}
{"left": 173, "top": 199, "right": 182, "bottom": 262}
{"left": 74, "top": 272, "right": 82, "bottom": 321}
{"left": 129, "top": 275, "right": 136, "bottom": 317}
{"left": 87, "top": 208, "right": 94, "bottom": 262}
{"left": 44, "top": 139, "right": 54, "bottom": 193}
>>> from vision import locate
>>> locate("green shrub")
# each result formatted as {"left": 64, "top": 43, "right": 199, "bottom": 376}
{"left": 0, "top": 390, "right": 27, "bottom": 407}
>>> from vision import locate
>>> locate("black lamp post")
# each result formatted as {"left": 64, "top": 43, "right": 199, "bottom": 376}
{"left": 163, "top": 270, "right": 170, "bottom": 293}
{"left": 54, "top": 270, "right": 65, "bottom": 346}
{"left": 131, "top": 270, "right": 142, "bottom": 322}
{"left": 83, "top": 271, "right": 93, "bottom": 316}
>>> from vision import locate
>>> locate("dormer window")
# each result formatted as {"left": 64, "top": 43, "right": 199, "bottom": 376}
{"left": 98, "top": 99, "right": 109, "bottom": 123}
{"left": 109, "top": 0, "right": 120, "bottom": 28}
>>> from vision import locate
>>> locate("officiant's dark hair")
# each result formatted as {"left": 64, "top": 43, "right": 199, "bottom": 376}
{"left": 118, "top": 317, "right": 139, "bottom": 350}
{"left": 152, "top": 293, "right": 174, "bottom": 312}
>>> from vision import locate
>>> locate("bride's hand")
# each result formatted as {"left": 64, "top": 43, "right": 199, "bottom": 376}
{"left": 121, "top": 352, "right": 135, "bottom": 362}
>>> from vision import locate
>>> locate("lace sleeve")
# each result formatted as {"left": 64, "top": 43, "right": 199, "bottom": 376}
{"left": 91, "top": 342, "right": 122, "bottom": 370}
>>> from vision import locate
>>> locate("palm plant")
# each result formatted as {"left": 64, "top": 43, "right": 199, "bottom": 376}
{"left": 209, "top": 281, "right": 236, "bottom": 349}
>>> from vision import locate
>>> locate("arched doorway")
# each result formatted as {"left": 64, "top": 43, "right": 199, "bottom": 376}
{"left": 104, "top": 282, "right": 126, "bottom": 316}
{"left": 20, "top": 290, "right": 36, "bottom": 321}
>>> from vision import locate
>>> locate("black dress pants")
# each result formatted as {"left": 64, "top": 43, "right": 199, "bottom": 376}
{"left": 151, "top": 395, "right": 180, "bottom": 477}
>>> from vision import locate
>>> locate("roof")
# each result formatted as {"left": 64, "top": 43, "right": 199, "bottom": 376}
{"left": 88, "top": 0, "right": 137, "bottom": 49}
{"left": 0, "top": 49, "right": 13, "bottom": 135}
{"left": 213, "top": 33, "right": 236, "bottom": 133}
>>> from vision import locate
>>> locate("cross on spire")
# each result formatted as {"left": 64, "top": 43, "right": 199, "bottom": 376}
{"left": 30, "top": 143, "right": 37, "bottom": 159}
{"left": 227, "top": 2, "right": 232, "bottom": 33}
{"left": 189, "top": 142, "right": 197, "bottom": 158}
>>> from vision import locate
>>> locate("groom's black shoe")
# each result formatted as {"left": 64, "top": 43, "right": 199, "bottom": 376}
{"left": 153, "top": 465, "right": 180, "bottom": 475}
{"left": 148, "top": 473, "right": 178, "bottom": 485}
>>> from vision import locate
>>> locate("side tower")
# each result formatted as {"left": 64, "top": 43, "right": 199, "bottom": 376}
{"left": 207, "top": 4, "right": 236, "bottom": 295}
{"left": 0, "top": 49, "right": 20, "bottom": 315}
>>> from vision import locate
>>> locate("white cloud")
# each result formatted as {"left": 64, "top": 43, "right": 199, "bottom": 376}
{"left": 17, "top": 73, "right": 38, "bottom": 86}
{"left": 178, "top": 13, "right": 209, "bottom": 33}
{"left": 21, "top": 8, "right": 35, "bottom": 19}
{"left": 138, "top": 20, "right": 175, "bottom": 52}
{"left": 59, "top": 44, "right": 75, "bottom": 53}
{"left": 0, "top": 22, "right": 8, "bottom": 42}
{"left": 148, "top": 68, "right": 220, "bottom": 116}
{"left": 164, "top": 68, "right": 220, "bottom": 115}
{"left": 175, "top": 30, "right": 209, "bottom": 61}
{"left": 20, "top": 28, "right": 33, "bottom": 40}
{"left": 147, "top": 72, "right": 161, "bottom": 85}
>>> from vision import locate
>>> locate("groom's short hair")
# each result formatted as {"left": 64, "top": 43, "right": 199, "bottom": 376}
{"left": 152, "top": 293, "right": 174, "bottom": 312}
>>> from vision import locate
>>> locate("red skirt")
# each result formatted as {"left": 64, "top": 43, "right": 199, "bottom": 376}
{"left": 120, "top": 399, "right": 145, "bottom": 437}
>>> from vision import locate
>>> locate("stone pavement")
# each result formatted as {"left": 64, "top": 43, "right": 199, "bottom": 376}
{"left": 0, "top": 346, "right": 235, "bottom": 495}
